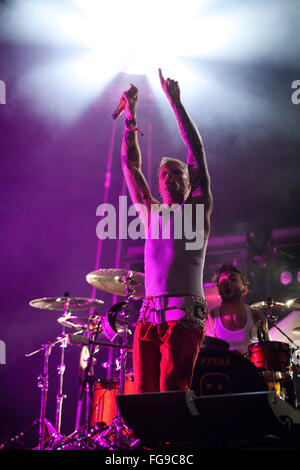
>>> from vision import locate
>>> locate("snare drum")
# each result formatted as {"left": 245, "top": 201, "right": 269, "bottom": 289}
{"left": 89, "top": 373, "right": 135, "bottom": 428}
{"left": 248, "top": 341, "right": 291, "bottom": 371}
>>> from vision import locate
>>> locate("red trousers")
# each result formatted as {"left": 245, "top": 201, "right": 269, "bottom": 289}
{"left": 133, "top": 320, "right": 203, "bottom": 393}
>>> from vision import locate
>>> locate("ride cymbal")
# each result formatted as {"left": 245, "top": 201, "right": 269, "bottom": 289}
{"left": 250, "top": 300, "right": 288, "bottom": 313}
{"left": 286, "top": 298, "right": 300, "bottom": 311}
{"left": 86, "top": 268, "right": 145, "bottom": 299}
{"left": 57, "top": 314, "right": 102, "bottom": 330}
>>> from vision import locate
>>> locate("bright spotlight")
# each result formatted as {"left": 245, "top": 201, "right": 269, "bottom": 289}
{"left": 280, "top": 271, "right": 292, "bottom": 285}
{"left": 2, "top": 0, "right": 297, "bottom": 127}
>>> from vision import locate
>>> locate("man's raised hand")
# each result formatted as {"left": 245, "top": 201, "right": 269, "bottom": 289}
{"left": 123, "top": 83, "right": 138, "bottom": 120}
{"left": 158, "top": 68, "right": 180, "bottom": 106}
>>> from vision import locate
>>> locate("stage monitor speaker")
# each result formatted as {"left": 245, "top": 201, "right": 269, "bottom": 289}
{"left": 117, "top": 390, "right": 199, "bottom": 445}
{"left": 116, "top": 391, "right": 300, "bottom": 447}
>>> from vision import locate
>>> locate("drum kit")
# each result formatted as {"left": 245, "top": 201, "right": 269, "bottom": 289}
{"left": 15, "top": 267, "right": 300, "bottom": 450}
{"left": 247, "top": 297, "right": 300, "bottom": 407}
{"left": 193, "top": 297, "right": 300, "bottom": 411}
{"left": 24, "top": 268, "right": 145, "bottom": 451}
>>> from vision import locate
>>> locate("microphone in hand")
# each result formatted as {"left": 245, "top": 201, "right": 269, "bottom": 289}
{"left": 112, "top": 84, "right": 137, "bottom": 120}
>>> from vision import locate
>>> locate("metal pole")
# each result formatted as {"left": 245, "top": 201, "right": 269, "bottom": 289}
{"left": 108, "top": 179, "right": 127, "bottom": 379}
{"left": 90, "top": 120, "right": 118, "bottom": 379}
{"left": 92, "top": 120, "right": 117, "bottom": 294}
{"left": 55, "top": 299, "right": 70, "bottom": 435}
{"left": 38, "top": 344, "right": 52, "bottom": 450}
{"left": 55, "top": 325, "right": 67, "bottom": 434}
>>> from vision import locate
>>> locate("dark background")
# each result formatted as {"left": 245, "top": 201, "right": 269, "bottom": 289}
{"left": 0, "top": 0, "right": 299, "bottom": 449}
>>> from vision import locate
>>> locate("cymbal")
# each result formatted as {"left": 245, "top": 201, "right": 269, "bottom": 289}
{"left": 250, "top": 300, "right": 288, "bottom": 313}
{"left": 86, "top": 268, "right": 145, "bottom": 299}
{"left": 286, "top": 298, "right": 300, "bottom": 311}
{"left": 57, "top": 315, "right": 102, "bottom": 330}
{"left": 29, "top": 297, "right": 104, "bottom": 311}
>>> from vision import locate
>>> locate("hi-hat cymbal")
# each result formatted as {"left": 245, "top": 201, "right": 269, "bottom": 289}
{"left": 57, "top": 315, "right": 89, "bottom": 330}
{"left": 250, "top": 300, "right": 288, "bottom": 313}
{"left": 86, "top": 268, "right": 145, "bottom": 299}
{"left": 29, "top": 297, "right": 104, "bottom": 311}
{"left": 57, "top": 315, "right": 102, "bottom": 330}
{"left": 286, "top": 298, "right": 300, "bottom": 311}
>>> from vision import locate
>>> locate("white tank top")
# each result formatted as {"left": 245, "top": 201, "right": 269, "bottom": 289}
{"left": 209, "top": 305, "right": 255, "bottom": 354}
{"left": 144, "top": 203, "right": 207, "bottom": 298}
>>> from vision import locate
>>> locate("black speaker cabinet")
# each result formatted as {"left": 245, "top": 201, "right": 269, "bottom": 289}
{"left": 116, "top": 391, "right": 300, "bottom": 447}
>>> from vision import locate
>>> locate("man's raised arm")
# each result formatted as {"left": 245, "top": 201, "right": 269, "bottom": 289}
{"left": 158, "top": 68, "right": 212, "bottom": 209}
{"left": 121, "top": 85, "right": 158, "bottom": 226}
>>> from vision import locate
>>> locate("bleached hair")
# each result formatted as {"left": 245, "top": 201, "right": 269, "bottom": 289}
{"left": 157, "top": 157, "right": 188, "bottom": 177}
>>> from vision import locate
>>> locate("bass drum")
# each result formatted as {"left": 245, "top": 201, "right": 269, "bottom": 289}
{"left": 191, "top": 348, "right": 268, "bottom": 396}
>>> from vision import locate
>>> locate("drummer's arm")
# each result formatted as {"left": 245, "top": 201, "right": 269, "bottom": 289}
{"left": 252, "top": 309, "right": 270, "bottom": 340}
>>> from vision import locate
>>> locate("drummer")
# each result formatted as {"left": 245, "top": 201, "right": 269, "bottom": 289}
{"left": 205, "top": 263, "right": 269, "bottom": 355}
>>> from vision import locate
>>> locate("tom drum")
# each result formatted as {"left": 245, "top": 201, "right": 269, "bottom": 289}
{"left": 90, "top": 373, "right": 135, "bottom": 428}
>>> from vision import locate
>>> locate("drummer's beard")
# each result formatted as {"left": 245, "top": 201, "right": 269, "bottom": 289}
{"left": 219, "top": 285, "right": 244, "bottom": 303}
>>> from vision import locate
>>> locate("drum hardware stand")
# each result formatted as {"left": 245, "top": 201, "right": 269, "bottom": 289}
{"left": 97, "top": 274, "right": 137, "bottom": 450}
{"left": 54, "top": 319, "right": 126, "bottom": 450}
{"left": 52, "top": 316, "right": 104, "bottom": 450}
{"left": 26, "top": 341, "right": 57, "bottom": 449}
{"left": 25, "top": 329, "right": 84, "bottom": 449}
{"left": 54, "top": 296, "right": 73, "bottom": 436}
{"left": 74, "top": 315, "right": 102, "bottom": 434}
{"left": 263, "top": 297, "right": 300, "bottom": 406}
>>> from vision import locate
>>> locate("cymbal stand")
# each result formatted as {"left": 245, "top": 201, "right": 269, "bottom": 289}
{"left": 51, "top": 334, "right": 126, "bottom": 450}
{"left": 97, "top": 275, "right": 135, "bottom": 449}
{"left": 75, "top": 315, "right": 102, "bottom": 431}
{"left": 51, "top": 321, "right": 102, "bottom": 451}
{"left": 37, "top": 342, "right": 51, "bottom": 449}
{"left": 26, "top": 341, "right": 55, "bottom": 450}
{"left": 55, "top": 298, "right": 71, "bottom": 435}
{"left": 264, "top": 297, "right": 300, "bottom": 406}
{"left": 25, "top": 336, "right": 69, "bottom": 449}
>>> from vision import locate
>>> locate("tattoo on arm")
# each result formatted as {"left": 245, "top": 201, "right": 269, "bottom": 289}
{"left": 173, "top": 103, "right": 203, "bottom": 159}
{"left": 121, "top": 129, "right": 141, "bottom": 169}
{"left": 134, "top": 169, "right": 152, "bottom": 201}
{"left": 172, "top": 103, "right": 211, "bottom": 196}
{"left": 121, "top": 129, "right": 153, "bottom": 210}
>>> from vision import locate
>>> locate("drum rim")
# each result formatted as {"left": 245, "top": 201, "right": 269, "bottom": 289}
{"left": 249, "top": 340, "right": 291, "bottom": 350}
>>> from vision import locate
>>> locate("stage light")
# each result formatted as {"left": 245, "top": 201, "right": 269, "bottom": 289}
{"left": 0, "top": 0, "right": 240, "bottom": 77}
{"left": 73, "top": 0, "right": 212, "bottom": 76}
{"left": 280, "top": 270, "right": 292, "bottom": 285}
{"left": 1, "top": 0, "right": 298, "bottom": 128}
